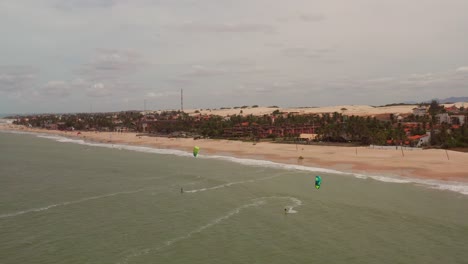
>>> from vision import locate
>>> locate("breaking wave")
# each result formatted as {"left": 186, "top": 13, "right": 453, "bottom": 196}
{"left": 3, "top": 130, "right": 468, "bottom": 196}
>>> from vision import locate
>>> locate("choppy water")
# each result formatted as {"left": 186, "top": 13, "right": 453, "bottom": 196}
{"left": 1, "top": 132, "right": 467, "bottom": 264}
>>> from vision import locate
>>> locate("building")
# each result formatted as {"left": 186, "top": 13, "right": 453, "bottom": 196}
{"left": 412, "top": 106, "right": 428, "bottom": 117}
{"left": 445, "top": 105, "right": 459, "bottom": 113}
{"left": 451, "top": 115, "right": 466, "bottom": 126}
{"left": 436, "top": 113, "right": 451, "bottom": 124}
{"left": 223, "top": 124, "right": 318, "bottom": 138}
{"left": 407, "top": 132, "right": 431, "bottom": 147}
{"left": 416, "top": 134, "right": 431, "bottom": 147}
{"left": 299, "top": 133, "right": 318, "bottom": 141}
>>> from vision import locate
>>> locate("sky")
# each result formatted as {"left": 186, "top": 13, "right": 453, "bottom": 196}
{"left": 1, "top": 0, "right": 468, "bottom": 114}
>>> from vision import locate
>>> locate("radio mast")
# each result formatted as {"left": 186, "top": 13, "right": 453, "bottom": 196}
{"left": 181, "top": 89, "right": 184, "bottom": 112}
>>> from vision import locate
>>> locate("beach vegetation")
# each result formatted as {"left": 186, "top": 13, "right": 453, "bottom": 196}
{"left": 10, "top": 106, "right": 468, "bottom": 150}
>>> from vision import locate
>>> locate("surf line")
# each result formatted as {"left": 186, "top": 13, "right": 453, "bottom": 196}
{"left": 118, "top": 196, "right": 302, "bottom": 264}
{"left": 184, "top": 173, "right": 284, "bottom": 194}
{"left": 0, "top": 187, "right": 154, "bottom": 219}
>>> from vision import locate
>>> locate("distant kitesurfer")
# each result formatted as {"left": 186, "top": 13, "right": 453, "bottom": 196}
{"left": 181, "top": 187, "right": 184, "bottom": 194}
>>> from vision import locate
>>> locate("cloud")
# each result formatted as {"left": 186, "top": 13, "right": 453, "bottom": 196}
{"left": 229, "top": 80, "right": 300, "bottom": 97}
{"left": 164, "top": 78, "right": 193, "bottom": 86}
{"left": 170, "top": 22, "right": 275, "bottom": 34}
{"left": 281, "top": 47, "right": 309, "bottom": 57}
{"left": 81, "top": 49, "right": 147, "bottom": 80}
{"left": 76, "top": 49, "right": 149, "bottom": 98}
{"left": 0, "top": 65, "right": 37, "bottom": 95}
{"left": 314, "top": 48, "right": 333, "bottom": 54}
{"left": 299, "top": 13, "right": 325, "bottom": 22}
{"left": 280, "top": 47, "right": 335, "bottom": 59}
{"left": 42, "top": 81, "right": 72, "bottom": 97}
{"left": 456, "top": 66, "right": 468, "bottom": 73}
{"left": 54, "top": 0, "right": 121, "bottom": 10}
{"left": 146, "top": 92, "right": 166, "bottom": 98}
{"left": 180, "top": 62, "right": 268, "bottom": 79}
{"left": 86, "top": 82, "right": 112, "bottom": 97}
{"left": 335, "top": 67, "right": 468, "bottom": 103}
{"left": 234, "top": 84, "right": 272, "bottom": 94}
{"left": 146, "top": 91, "right": 178, "bottom": 98}
{"left": 183, "top": 65, "right": 227, "bottom": 78}
{"left": 364, "top": 77, "right": 395, "bottom": 83}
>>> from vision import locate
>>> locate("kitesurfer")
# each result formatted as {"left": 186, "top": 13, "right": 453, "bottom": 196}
{"left": 193, "top": 146, "right": 200, "bottom": 157}
{"left": 315, "top": 175, "right": 322, "bottom": 189}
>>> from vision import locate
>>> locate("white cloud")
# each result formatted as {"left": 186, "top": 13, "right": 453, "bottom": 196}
{"left": 86, "top": 82, "right": 112, "bottom": 97}
{"left": 42, "top": 80, "right": 72, "bottom": 97}
{"left": 299, "top": 13, "right": 325, "bottom": 22}
{"left": 456, "top": 66, "right": 468, "bottom": 73}
{"left": 146, "top": 91, "right": 178, "bottom": 98}
{"left": 2, "top": 0, "right": 468, "bottom": 113}
{"left": 0, "top": 66, "right": 37, "bottom": 94}
{"left": 146, "top": 92, "right": 164, "bottom": 98}
{"left": 81, "top": 49, "right": 147, "bottom": 80}
{"left": 54, "top": 0, "right": 122, "bottom": 10}
{"left": 170, "top": 22, "right": 275, "bottom": 34}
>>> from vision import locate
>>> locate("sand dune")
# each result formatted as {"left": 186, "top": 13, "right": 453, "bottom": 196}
{"left": 185, "top": 102, "right": 467, "bottom": 117}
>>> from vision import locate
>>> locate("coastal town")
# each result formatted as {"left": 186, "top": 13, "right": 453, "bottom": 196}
{"left": 8, "top": 100, "right": 468, "bottom": 150}
{"left": 2, "top": 2, "right": 468, "bottom": 263}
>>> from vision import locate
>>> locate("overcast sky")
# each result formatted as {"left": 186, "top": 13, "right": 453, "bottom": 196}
{"left": 1, "top": 0, "right": 467, "bottom": 113}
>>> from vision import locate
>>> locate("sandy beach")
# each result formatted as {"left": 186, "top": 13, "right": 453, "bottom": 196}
{"left": 2, "top": 124, "right": 467, "bottom": 183}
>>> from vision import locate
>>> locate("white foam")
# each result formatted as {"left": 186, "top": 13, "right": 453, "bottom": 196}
{"left": 368, "top": 176, "right": 412, "bottom": 183}
{"left": 118, "top": 196, "right": 302, "bottom": 264}
{"left": 4, "top": 130, "right": 468, "bottom": 196}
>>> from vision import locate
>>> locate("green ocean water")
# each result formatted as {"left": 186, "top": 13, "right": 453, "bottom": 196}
{"left": 0, "top": 132, "right": 467, "bottom": 264}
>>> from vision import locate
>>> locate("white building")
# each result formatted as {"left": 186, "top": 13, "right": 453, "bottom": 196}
{"left": 451, "top": 115, "right": 466, "bottom": 126}
{"left": 412, "top": 106, "right": 428, "bottom": 117}
{"left": 416, "top": 132, "right": 431, "bottom": 147}
{"left": 436, "top": 113, "right": 451, "bottom": 124}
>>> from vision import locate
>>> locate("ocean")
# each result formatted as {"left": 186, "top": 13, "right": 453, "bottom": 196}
{"left": 0, "top": 131, "right": 467, "bottom": 264}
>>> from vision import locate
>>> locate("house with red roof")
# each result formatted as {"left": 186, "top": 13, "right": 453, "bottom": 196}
{"left": 445, "top": 105, "right": 459, "bottom": 113}
{"left": 407, "top": 132, "right": 431, "bottom": 147}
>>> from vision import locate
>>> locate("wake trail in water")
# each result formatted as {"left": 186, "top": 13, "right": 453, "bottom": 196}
{"left": 4, "top": 130, "right": 468, "bottom": 196}
{"left": 118, "top": 196, "right": 302, "bottom": 264}
{"left": 0, "top": 188, "right": 153, "bottom": 219}
{"left": 185, "top": 174, "right": 283, "bottom": 193}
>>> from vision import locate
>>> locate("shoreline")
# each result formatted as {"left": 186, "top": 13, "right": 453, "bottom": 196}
{"left": 2, "top": 124, "right": 468, "bottom": 183}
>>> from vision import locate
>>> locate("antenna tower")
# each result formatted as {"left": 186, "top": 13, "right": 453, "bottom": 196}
{"left": 181, "top": 89, "right": 184, "bottom": 112}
